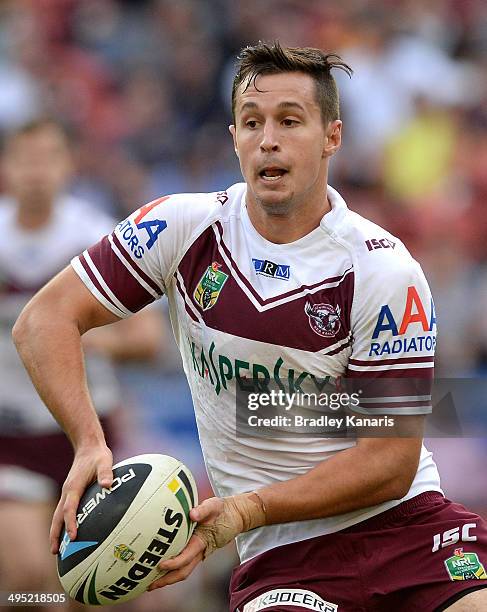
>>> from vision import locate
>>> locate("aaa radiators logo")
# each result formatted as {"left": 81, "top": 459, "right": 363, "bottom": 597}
{"left": 194, "top": 262, "right": 228, "bottom": 311}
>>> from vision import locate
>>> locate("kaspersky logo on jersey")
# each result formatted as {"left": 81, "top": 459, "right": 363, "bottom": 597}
{"left": 369, "top": 285, "right": 437, "bottom": 357}
{"left": 193, "top": 262, "right": 229, "bottom": 311}
{"left": 187, "top": 337, "right": 332, "bottom": 397}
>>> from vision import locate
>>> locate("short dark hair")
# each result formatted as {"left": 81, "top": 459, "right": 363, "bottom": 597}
{"left": 232, "top": 41, "right": 352, "bottom": 125}
{"left": 1, "top": 117, "right": 71, "bottom": 153}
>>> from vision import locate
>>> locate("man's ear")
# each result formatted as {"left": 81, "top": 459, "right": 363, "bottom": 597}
{"left": 322, "top": 120, "right": 342, "bottom": 158}
{"left": 229, "top": 125, "right": 239, "bottom": 157}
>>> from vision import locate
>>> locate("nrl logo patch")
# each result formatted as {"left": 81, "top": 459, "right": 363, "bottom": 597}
{"left": 194, "top": 262, "right": 229, "bottom": 311}
{"left": 305, "top": 302, "right": 341, "bottom": 338}
{"left": 444, "top": 548, "right": 487, "bottom": 581}
{"left": 113, "top": 544, "right": 136, "bottom": 563}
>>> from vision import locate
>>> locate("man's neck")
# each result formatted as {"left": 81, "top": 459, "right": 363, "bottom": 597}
{"left": 246, "top": 189, "right": 331, "bottom": 244}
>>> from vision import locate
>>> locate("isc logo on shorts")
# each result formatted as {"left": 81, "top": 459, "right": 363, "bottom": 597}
{"left": 242, "top": 588, "right": 338, "bottom": 611}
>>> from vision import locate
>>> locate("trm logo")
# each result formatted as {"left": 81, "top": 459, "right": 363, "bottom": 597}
{"left": 252, "top": 258, "right": 290, "bottom": 281}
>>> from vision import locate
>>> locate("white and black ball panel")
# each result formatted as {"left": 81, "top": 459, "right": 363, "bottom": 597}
{"left": 57, "top": 454, "right": 198, "bottom": 606}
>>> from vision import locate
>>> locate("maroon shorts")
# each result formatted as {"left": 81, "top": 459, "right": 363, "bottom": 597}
{"left": 230, "top": 492, "right": 487, "bottom": 612}
{"left": 0, "top": 416, "right": 117, "bottom": 501}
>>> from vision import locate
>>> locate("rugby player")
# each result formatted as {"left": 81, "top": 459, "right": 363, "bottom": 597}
{"left": 0, "top": 119, "right": 163, "bottom": 609}
{"left": 13, "top": 44, "right": 487, "bottom": 611}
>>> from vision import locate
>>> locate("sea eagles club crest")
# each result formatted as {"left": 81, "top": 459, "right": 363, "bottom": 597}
{"left": 305, "top": 302, "right": 341, "bottom": 337}
{"left": 194, "top": 262, "right": 229, "bottom": 311}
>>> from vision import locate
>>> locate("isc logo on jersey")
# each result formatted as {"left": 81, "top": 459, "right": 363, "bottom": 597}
{"left": 116, "top": 197, "right": 169, "bottom": 259}
{"left": 369, "top": 285, "right": 437, "bottom": 357}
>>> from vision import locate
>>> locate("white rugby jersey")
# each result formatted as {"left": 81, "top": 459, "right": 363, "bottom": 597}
{"left": 0, "top": 195, "right": 121, "bottom": 434}
{"left": 72, "top": 183, "right": 441, "bottom": 563}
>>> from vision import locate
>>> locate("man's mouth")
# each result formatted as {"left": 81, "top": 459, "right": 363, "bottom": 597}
{"left": 258, "top": 167, "right": 288, "bottom": 182}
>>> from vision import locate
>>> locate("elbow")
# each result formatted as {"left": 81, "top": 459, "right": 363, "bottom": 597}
{"left": 384, "top": 464, "right": 417, "bottom": 501}
{"left": 374, "top": 476, "right": 411, "bottom": 505}
{"left": 389, "top": 475, "right": 414, "bottom": 500}
{"left": 360, "top": 436, "right": 423, "bottom": 503}
{"left": 12, "top": 300, "right": 52, "bottom": 353}
{"left": 12, "top": 307, "right": 32, "bottom": 352}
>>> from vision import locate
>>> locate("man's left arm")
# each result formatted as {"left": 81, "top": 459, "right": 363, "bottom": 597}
{"left": 250, "top": 424, "right": 424, "bottom": 523}
{"left": 148, "top": 430, "right": 423, "bottom": 589}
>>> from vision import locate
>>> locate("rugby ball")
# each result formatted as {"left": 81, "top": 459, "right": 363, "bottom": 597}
{"left": 57, "top": 454, "right": 198, "bottom": 606}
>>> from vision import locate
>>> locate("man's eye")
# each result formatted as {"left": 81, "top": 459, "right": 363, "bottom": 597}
{"left": 246, "top": 120, "right": 258, "bottom": 129}
{"left": 282, "top": 118, "right": 298, "bottom": 127}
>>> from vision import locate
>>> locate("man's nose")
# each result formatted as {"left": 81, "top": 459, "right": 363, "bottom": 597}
{"left": 259, "top": 123, "right": 280, "bottom": 153}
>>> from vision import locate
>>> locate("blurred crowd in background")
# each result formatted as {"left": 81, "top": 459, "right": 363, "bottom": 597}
{"left": 0, "top": 0, "right": 486, "bottom": 610}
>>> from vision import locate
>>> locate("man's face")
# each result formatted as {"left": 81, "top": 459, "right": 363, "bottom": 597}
{"left": 230, "top": 71, "right": 341, "bottom": 214}
{"left": 2, "top": 126, "right": 72, "bottom": 207}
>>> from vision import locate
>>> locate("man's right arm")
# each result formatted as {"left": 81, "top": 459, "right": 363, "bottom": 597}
{"left": 12, "top": 265, "right": 120, "bottom": 552}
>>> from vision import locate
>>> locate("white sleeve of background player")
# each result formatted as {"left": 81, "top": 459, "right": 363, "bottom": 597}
{"left": 71, "top": 193, "right": 219, "bottom": 318}
{"left": 346, "top": 254, "right": 437, "bottom": 415}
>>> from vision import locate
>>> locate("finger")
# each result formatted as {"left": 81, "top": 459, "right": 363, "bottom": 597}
{"left": 190, "top": 505, "right": 211, "bottom": 522}
{"left": 97, "top": 458, "right": 114, "bottom": 489}
{"left": 149, "top": 552, "right": 203, "bottom": 590}
{"left": 50, "top": 497, "right": 66, "bottom": 554}
{"left": 190, "top": 497, "right": 222, "bottom": 522}
{"left": 63, "top": 490, "right": 81, "bottom": 541}
{"left": 157, "top": 535, "right": 205, "bottom": 572}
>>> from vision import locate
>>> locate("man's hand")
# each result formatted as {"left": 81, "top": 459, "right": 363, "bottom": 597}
{"left": 50, "top": 444, "right": 113, "bottom": 554}
{"left": 148, "top": 492, "right": 266, "bottom": 591}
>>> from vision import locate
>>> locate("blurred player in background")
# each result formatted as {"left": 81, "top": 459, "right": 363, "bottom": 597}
{"left": 13, "top": 45, "right": 487, "bottom": 611}
{"left": 0, "top": 119, "right": 163, "bottom": 610}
